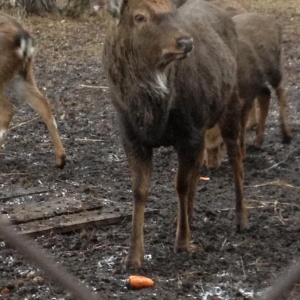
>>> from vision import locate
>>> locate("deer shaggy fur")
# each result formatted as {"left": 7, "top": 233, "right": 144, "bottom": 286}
{"left": 103, "top": 0, "right": 246, "bottom": 268}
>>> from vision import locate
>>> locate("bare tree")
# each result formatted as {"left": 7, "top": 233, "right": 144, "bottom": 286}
{"left": 62, "top": 0, "right": 90, "bottom": 18}
{"left": 0, "top": 0, "right": 16, "bottom": 9}
{"left": 17, "top": 0, "right": 58, "bottom": 15}
{"left": 14, "top": 0, "right": 95, "bottom": 18}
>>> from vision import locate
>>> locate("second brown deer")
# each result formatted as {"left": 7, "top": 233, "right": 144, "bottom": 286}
{"left": 205, "top": 12, "right": 292, "bottom": 169}
{"left": 0, "top": 13, "right": 66, "bottom": 168}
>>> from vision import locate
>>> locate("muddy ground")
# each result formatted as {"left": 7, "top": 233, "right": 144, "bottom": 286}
{"left": 0, "top": 1, "right": 300, "bottom": 299}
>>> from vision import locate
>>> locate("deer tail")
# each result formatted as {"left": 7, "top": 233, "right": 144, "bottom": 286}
{"left": 15, "top": 30, "right": 35, "bottom": 59}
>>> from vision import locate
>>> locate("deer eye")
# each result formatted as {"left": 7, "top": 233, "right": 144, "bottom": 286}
{"left": 134, "top": 14, "right": 146, "bottom": 23}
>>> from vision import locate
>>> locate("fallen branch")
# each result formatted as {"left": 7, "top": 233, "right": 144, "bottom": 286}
{"left": 246, "top": 180, "right": 300, "bottom": 189}
{"left": 262, "top": 148, "right": 300, "bottom": 172}
{"left": 79, "top": 84, "right": 109, "bottom": 90}
{"left": 263, "top": 159, "right": 288, "bottom": 172}
{"left": 217, "top": 205, "right": 277, "bottom": 211}
{"left": 61, "top": 137, "right": 105, "bottom": 142}
{"left": 248, "top": 199, "right": 300, "bottom": 207}
{"left": 9, "top": 116, "right": 40, "bottom": 130}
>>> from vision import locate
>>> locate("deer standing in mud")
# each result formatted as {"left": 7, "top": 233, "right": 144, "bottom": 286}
{"left": 103, "top": 0, "right": 247, "bottom": 268}
{"left": 0, "top": 13, "right": 66, "bottom": 168}
{"left": 204, "top": 12, "right": 292, "bottom": 169}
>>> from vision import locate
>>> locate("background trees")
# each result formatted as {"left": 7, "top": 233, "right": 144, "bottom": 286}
{"left": 0, "top": 0, "right": 106, "bottom": 18}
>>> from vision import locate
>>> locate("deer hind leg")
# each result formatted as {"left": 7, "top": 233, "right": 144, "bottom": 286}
{"left": 0, "top": 90, "right": 14, "bottom": 151}
{"left": 276, "top": 86, "right": 292, "bottom": 144}
{"left": 13, "top": 63, "right": 66, "bottom": 168}
{"left": 220, "top": 91, "right": 247, "bottom": 231}
{"left": 246, "top": 98, "right": 258, "bottom": 131}
{"left": 254, "top": 86, "right": 271, "bottom": 148}
{"left": 240, "top": 100, "right": 253, "bottom": 160}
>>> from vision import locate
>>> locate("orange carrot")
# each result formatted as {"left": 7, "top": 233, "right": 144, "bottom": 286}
{"left": 128, "top": 275, "right": 154, "bottom": 289}
{"left": 0, "top": 287, "right": 9, "bottom": 295}
{"left": 199, "top": 176, "right": 210, "bottom": 181}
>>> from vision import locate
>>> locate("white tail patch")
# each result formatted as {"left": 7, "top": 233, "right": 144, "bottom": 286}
{"left": 16, "top": 37, "right": 35, "bottom": 59}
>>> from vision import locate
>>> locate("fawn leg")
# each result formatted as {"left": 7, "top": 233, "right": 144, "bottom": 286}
{"left": 13, "top": 61, "right": 66, "bottom": 168}
{"left": 0, "top": 90, "right": 14, "bottom": 151}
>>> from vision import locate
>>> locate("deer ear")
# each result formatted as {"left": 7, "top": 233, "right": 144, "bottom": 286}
{"left": 107, "top": 0, "right": 124, "bottom": 19}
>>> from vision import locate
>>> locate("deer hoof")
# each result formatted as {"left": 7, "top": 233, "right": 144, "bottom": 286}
{"left": 124, "top": 253, "right": 143, "bottom": 269}
{"left": 236, "top": 211, "right": 248, "bottom": 232}
{"left": 56, "top": 153, "right": 67, "bottom": 169}
{"left": 174, "top": 239, "right": 190, "bottom": 253}
{"left": 282, "top": 132, "right": 292, "bottom": 144}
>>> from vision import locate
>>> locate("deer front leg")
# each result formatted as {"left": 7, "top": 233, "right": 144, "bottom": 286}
{"left": 0, "top": 91, "right": 14, "bottom": 151}
{"left": 174, "top": 145, "right": 203, "bottom": 252}
{"left": 123, "top": 141, "right": 152, "bottom": 268}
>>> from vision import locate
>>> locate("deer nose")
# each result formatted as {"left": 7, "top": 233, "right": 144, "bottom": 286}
{"left": 176, "top": 37, "right": 193, "bottom": 53}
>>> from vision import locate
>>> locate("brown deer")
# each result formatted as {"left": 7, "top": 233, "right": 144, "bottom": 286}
{"left": 205, "top": 13, "right": 292, "bottom": 169}
{"left": 103, "top": 0, "right": 247, "bottom": 268}
{"left": 0, "top": 13, "right": 66, "bottom": 168}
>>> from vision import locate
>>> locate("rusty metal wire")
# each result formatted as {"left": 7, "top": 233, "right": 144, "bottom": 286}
{"left": 0, "top": 215, "right": 100, "bottom": 300}
{"left": 259, "top": 257, "right": 300, "bottom": 300}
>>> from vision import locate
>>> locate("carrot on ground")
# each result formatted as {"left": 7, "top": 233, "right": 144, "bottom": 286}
{"left": 199, "top": 176, "right": 210, "bottom": 181}
{"left": 128, "top": 275, "right": 154, "bottom": 289}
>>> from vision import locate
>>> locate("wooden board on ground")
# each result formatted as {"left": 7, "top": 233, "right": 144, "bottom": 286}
{"left": 0, "top": 193, "right": 158, "bottom": 237}
{"left": 0, "top": 186, "right": 49, "bottom": 202}
{"left": 14, "top": 208, "right": 158, "bottom": 237}
{"left": 8, "top": 196, "right": 103, "bottom": 223}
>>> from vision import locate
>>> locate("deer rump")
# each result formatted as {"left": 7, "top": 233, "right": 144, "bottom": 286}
{"left": 0, "top": 12, "right": 66, "bottom": 168}
{"left": 103, "top": 0, "right": 246, "bottom": 268}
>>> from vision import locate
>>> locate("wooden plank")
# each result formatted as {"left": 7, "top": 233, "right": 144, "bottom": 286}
{"left": 8, "top": 196, "right": 103, "bottom": 224}
{"left": 0, "top": 188, "right": 159, "bottom": 237}
{"left": 0, "top": 186, "right": 49, "bottom": 202}
{"left": 13, "top": 209, "right": 158, "bottom": 237}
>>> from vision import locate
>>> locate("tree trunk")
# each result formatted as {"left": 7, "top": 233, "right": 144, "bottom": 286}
{"left": 17, "top": 0, "right": 58, "bottom": 15}
{"left": 62, "top": 0, "right": 90, "bottom": 18}
{"left": 0, "top": 0, "right": 15, "bottom": 9}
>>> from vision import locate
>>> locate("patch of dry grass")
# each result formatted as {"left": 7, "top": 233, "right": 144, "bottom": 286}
{"left": 238, "top": 0, "right": 300, "bottom": 14}
{"left": 24, "top": 15, "right": 108, "bottom": 65}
